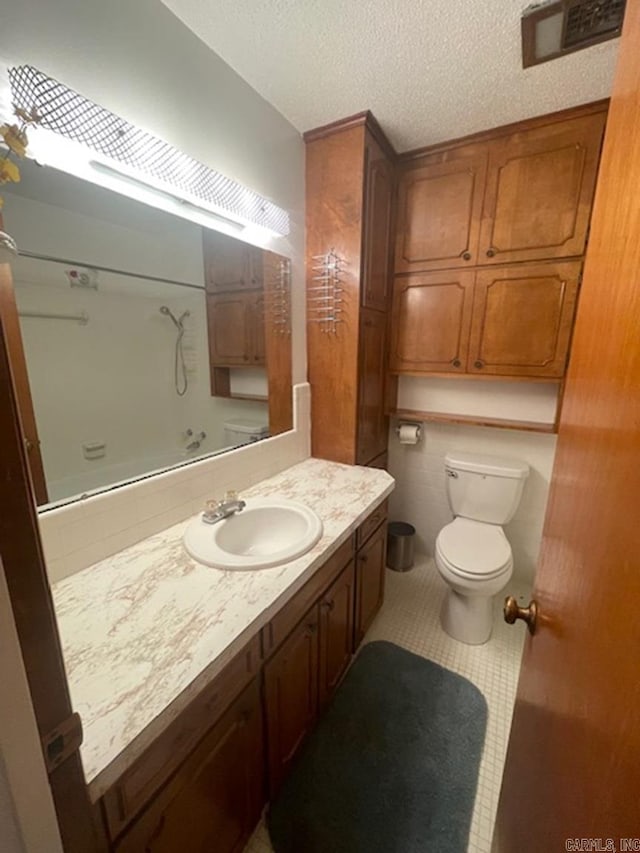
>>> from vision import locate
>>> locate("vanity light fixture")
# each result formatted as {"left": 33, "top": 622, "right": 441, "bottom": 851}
{"left": 6, "top": 65, "right": 290, "bottom": 240}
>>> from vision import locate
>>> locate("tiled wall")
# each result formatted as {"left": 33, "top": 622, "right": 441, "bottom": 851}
{"left": 387, "top": 420, "right": 558, "bottom": 583}
{"left": 38, "top": 384, "right": 310, "bottom": 584}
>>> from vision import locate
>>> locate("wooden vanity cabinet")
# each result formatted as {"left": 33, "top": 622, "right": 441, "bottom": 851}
{"left": 318, "top": 560, "right": 356, "bottom": 710}
{"left": 114, "top": 679, "right": 264, "bottom": 853}
{"left": 354, "top": 515, "right": 387, "bottom": 646}
{"left": 305, "top": 113, "right": 395, "bottom": 467}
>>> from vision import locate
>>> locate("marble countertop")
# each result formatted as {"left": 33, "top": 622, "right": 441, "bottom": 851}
{"left": 52, "top": 458, "right": 394, "bottom": 801}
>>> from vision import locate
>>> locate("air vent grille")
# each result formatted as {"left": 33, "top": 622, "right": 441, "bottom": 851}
{"left": 563, "top": 0, "right": 626, "bottom": 48}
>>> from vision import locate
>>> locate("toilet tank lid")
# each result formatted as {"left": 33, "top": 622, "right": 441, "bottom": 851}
{"left": 223, "top": 419, "right": 269, "bottom": 434}
{"left": 445, "top": 452, "right": 529, "bottom": 479}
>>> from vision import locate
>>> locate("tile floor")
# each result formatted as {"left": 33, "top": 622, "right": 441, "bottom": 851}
{"left": 244, "top": 557, "right": 531, "bottom": 853}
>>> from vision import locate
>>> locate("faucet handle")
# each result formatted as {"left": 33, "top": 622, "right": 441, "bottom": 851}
{"left": 224, "top": 490, "right": 238, "bottom": 502}
{"left": 204, "top": 498, "right": 220, "bottom": 513}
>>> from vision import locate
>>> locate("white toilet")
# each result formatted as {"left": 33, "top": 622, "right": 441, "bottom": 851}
{"left": 434, "top": 452, "right": 529, "bottom": 645}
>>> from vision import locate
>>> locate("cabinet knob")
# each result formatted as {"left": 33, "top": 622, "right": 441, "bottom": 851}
{"left": 474, "top": 360, "right": 484, "bottom": 369}
{"left": 306, "top": 622, "right": 318, "bottom": 635}
{"left": 322, "top": 600, "right": 335, "bottom": 612}
{"left": 486, "top": 248, "right": 496, "bottom": 258}
{"left": 461, "top": 251, "right": 471, "bottom": 261}
{"left": 451, "top": 359, "right": 461, "bottom": 368}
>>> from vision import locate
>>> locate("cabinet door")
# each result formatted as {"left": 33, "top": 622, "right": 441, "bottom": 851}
{"left": 264, "top": 606, "right": 320, "bottom": 795}
{"left": 355, "top": 522, "right": 387, "bottom": 647}
{"left": 203, "top": 230, "right": 261, "bottom": 293}
{"left": 478, "top": 111, "right": 606, "bottom": 265}
{"left": 115, "top": 680, "right": 264, "bottom": 853}
{"left": 468, "top": 261, "right": 581, "bottom": 377}
{"left": 207, "top": 292, "right": 253, "bottom": 366}
{"left": 389, "top": 271, "right": 475, "bottom": 373}
{"left": 395, "top": 143, "right": 488, "bottom": 273}
{"left": 319, "top": 561, "right": 356, "bottom": 710}
{"left": 356, "top": 308, "right": 389, "bottom": 465}
{"left": 361, "top": 135, "right": 394, "bottom": 310}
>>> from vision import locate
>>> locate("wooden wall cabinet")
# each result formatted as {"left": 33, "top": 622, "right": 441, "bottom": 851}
{"left": 203, "top": 230, "right": 263, "bottom": 293}
{"left": 305, "top": 113, "right": 395, "bottom": 466}
{"left": 395, "top": 106, "right": 607, "bottom": 275}
{"left": 390, "top": 261, "right": 581, "bottom": 378}
{"left": 207, "top": 291, "right": 265, "bottom": 368}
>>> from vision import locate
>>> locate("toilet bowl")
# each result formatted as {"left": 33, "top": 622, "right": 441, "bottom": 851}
{"left": 434, "top": 452, "right": 529, "bottom": 645}
{"left": 435, "top": 518, "right": 513, "bottom": 644}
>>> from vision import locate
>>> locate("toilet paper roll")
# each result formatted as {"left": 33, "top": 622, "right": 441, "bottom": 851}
{"left": 398, "top": 423, "right": 421, "bottom": 445}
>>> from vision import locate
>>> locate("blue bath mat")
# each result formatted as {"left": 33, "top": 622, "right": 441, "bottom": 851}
{"left": 268, "top": 640, "right": 487, "bottom": 853}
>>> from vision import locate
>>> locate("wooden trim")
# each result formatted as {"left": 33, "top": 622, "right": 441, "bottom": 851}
{"left": 303, "top": 110, "right": 397, "bottom": 161}
{"left": 0, "top": 320, "right": 103, "bottom": 850}
{"left": 390, "top": 408, "right": 557, "bottom": 434}
{"left": 399, "top": 99, "right": 609, "bottom": 162}
{"left": 388, "top": 369, "right": 564, "bottom": 384}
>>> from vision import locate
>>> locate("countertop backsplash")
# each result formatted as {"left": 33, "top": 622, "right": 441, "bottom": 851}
{"left": 37, "top": 383, "right": 311, "bottom": 584}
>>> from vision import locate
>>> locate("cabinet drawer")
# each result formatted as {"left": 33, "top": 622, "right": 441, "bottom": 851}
{"left": 102, "top": 633, "right": 262, "bottom": 839}
{"left": 356, "top": 500, "right": 388, "bottom": 549}
{"left": 262, "top": 537, "right": 354, "bottom": 656}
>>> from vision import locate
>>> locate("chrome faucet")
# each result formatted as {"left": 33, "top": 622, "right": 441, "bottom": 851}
{"left": 202, "top": 495, "right": 246, "bottom": 525}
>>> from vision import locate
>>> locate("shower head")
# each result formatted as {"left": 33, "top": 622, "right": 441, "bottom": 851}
{"left": 159, "top": 305, "right": 189, "bottom": 329}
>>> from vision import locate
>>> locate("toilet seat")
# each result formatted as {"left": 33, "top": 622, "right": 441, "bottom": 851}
{"left": 436, "top": 518, "right": 512, "bottom": 579}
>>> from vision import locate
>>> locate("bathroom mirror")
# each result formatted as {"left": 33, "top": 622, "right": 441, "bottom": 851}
{"left": 2, "top": 158, "right": 292, "bottom": 508}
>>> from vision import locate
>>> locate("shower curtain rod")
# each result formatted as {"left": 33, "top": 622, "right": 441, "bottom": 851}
{"left": 17, "top": 250, "right": 205, "bottom": 292}
{"left": 19, "top": 310, "right": 89, "bottom": 325}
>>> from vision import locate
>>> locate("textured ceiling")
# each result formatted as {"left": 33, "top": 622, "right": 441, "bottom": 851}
{"left": 158, "top": 0, "right": 620, "bottom": 151}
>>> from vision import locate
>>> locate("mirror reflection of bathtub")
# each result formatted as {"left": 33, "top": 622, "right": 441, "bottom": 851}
{"left": 3, "top": 158, "right": 293, "bottom": 508}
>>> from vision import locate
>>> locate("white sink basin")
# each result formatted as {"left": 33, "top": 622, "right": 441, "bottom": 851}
{"left": 183, "top": 499, "right": 323, "bottom": 570}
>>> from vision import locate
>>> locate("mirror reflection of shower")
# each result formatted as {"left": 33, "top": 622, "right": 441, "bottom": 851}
{"left": 159, "top": 305, "right": 190, "bottom": 396}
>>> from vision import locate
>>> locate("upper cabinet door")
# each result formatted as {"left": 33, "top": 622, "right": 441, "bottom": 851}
{"left": 394, "top": 143, "right": 488, "bottom": 273}
{"left": 389, "top": 271, "right": 475, "bottom": 373}
{"left": 203, "top": 230, "right": 262, "bottom": 293}
{"left": 361, "top": 135, "right": 394, "bottom": 311}
{"left": 468, "top": 261, "right": 581, "bottom": 377}
{"left": 478, "top": 112, "right": 606, "bottom": 265}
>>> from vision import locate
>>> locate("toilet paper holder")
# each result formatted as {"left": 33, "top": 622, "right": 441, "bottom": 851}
{"left": 395, "top": 422, "right": 422, "bottom": 444}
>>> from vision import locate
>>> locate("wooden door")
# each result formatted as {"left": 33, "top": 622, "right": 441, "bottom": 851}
{"left": 493, "top": 4, "right": 640, "bottom": 849}
{"left": 356, "top": 308, "right": 389, "bottom": 465}
{"left": 395, "top": 143, "right": 488, "bottom": 273}
{"left": 389, "top": 271, "right": 475, "bottom": 373}
{"left": 116, "top": 680, "right": 264, "bottom": 853}
{"left": 361, "top": 133, "right": 394, "bottom": 311}
{"left": 207, "top": 292, "right": 253, "bottom": 366}
{"left": 318, "top": 561, "right": 355, "bottom": 710}
{"left": 203, "top": 230, "right": 260, "bottom": 293}
{"left": 264, "top": 606, "right": 320, "bottom": 795}
{"left": 354, "top": 523, "right": 387, "bottom": 646}
{"left": 479, "top": 110, "right": 606, "bottom": 266}
{"left": 468, "top": 261, "right": 580, "bottom": 377}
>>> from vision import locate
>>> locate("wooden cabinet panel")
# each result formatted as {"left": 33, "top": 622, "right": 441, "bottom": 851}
{"left": 355, "top": 521, "right": 387, "bottom": 646}
{"left": 389, "top": 271, "right": 475, "bottom": 373}
{"left": 468, "top": 261, "right": 581, "bottom": 377}
{"left": 264, "top": 606, "right": 320, "bottom": 795}
{"left": 478, "top": 112, "right": 606, "bottom": 265}
{"left": 362, "top": 138, "right": 394, "bottom": 310}
{"left": 103, "top": 635, "right": 261, "bottom": 839}
{"left": 203, "top": 230, "right": 262, "bottom": 293}
{"left": 319, "top": 561, "right": 355, "bottom": 710}
{"left": 115, "top": 680, "right": 264, "bottom": 853}
{"left": 395, "top": 144, "right": 488, "bottom": 273}
{"left": 356, "top": 308, "right": 389, "bottom": 465}
{"left": 207, "top": 292, "right": 265, "bottom": 368}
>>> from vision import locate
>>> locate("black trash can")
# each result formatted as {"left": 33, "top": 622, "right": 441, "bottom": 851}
{"left": 386, "top": 521, "right": 416, "bottom": 572}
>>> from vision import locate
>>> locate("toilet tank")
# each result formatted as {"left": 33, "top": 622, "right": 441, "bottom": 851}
{"left": 445, "top": 452, "right": 529, "bottom": 524}
{"left": 223, "top": 419, "right": 269, "bottom": 447}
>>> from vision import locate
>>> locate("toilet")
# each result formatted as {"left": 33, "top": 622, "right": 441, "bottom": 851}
{"left": 435, "top": 452, "right": 529, "bottom": 645}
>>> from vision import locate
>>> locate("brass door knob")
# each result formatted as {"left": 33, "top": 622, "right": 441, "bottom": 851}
{"left": 504, "top": 596, "right": 538, "bottom": 635}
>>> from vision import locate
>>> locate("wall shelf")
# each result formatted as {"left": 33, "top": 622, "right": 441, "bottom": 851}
{"left": 389, "top": 408, "right": 558, "bottom": 434}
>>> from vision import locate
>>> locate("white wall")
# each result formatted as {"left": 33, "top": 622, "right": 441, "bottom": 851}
{"left": 388, "top": 420, "right": 557, "bottom": 584}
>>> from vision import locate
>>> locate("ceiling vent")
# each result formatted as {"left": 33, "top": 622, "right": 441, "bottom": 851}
{"left": 521, "top": 0, "right": 626, "bottom": 67}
